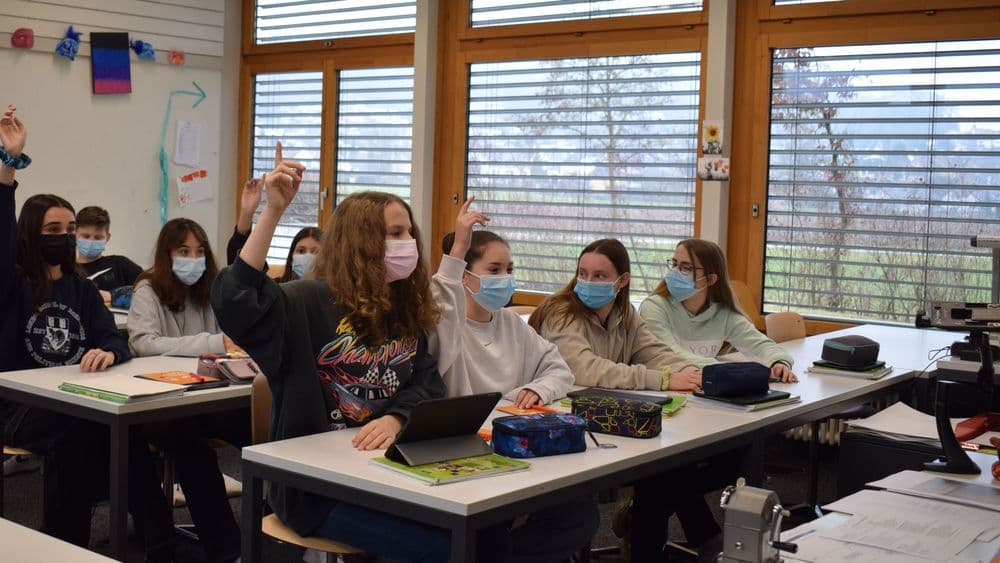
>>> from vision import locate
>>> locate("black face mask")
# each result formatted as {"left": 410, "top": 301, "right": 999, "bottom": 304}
{"left": 39, "top": 234, "right": 76, "bottom": 267}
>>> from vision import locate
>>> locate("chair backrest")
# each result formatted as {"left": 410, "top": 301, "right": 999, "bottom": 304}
{"left": 765, "top": 311, "right": 806, "bottom": 343}
{"left": 251, "top": 373, "right": 272, "bottom": 446}
{"left": 730, "top": 280, "right": 764, "bottom": 331}
{"left": 508, "top": 305, "right": 536, "bottom": 316}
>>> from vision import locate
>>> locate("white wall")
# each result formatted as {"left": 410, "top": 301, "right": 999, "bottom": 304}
{"left": 0, "top": 0, "right": 240, "bottom": 265}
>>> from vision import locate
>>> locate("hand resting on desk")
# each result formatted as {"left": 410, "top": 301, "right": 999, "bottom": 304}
{"left": 352, "top": 414, "right": 404, "bottom": 451}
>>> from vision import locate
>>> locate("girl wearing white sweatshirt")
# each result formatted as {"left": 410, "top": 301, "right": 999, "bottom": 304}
{"left": 429, "top": 199, "right": 575, "bottom": 407}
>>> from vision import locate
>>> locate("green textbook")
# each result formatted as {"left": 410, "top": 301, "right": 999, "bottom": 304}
{"left": 370, "top": 453, "right": 529, "bottom": 485}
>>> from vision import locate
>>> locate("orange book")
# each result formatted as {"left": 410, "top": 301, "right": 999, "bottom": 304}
{"left": 135, "top": 371, "right": 226, "bottom": 388}
{"left": 496, "top": 405, "right": 559, "bottom": 416}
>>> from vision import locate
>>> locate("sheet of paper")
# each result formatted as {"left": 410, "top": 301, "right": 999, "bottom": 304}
{"left": 177, "top": 169, "right": 213, "bottom": 207}
{"left": 816, "top": 512, "right": 981, "bottom": 560}
{"left": 848, "top": 401, "right": 964, "bottom": 442}
{"left": 783, "top": 531, "right": 979, "bottom": 563}
{"left": 173, "top": 120, "right": 201, "bottom": 168}
{"left": 823, "top": 489, "right": 1000, "bottom": 542}
{"left": 869, "top": 470, "right": 1000, "bottom": 513}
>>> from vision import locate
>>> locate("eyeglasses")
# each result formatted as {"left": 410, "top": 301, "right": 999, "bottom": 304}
{"left": 668, "top": 258, "right": 703, "bottom": 276}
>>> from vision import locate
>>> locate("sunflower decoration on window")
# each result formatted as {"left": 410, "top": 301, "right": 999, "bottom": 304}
{"left": 703, "top": 121, "right": 723, "bottom": 155}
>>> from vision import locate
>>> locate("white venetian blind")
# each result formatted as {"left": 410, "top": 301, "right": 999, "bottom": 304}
{"left": 470, "top": 0, "right": 702, "bottom": 27}
{"left": 254, "top": 0, "right": 416, "bottom": 45}
{"left": 765, "top": 40, "right": 1000, "bottom": 323}
{"left": 467, "top": 53, "right": 701, "bottom": 294}
{"left": 335, "top": 67, "right": 415, "bottom": 204}
{"left": 251, "top": 71, "right": 323, "bottom": 262}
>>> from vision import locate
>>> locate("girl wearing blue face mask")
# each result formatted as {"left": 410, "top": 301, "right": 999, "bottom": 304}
{"left": 128, "top": 218, "right": 240, "bottom": 357}
{"left": 276, "top": 226, "right": 322, "bottom": 282}
{"left": 639, "top": 238, "right": 795, "bottom": 383}
{"left": 429, "top": 200, "right": 598, "bottom": 563}
{"left": 528, "top": 238, "right": 702, "bottom": 391}
{"left": 431, "top": 201, "right": 575, "bottom": 407}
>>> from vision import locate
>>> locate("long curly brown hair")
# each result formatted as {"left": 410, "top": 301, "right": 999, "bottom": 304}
{"left": 312, "top": 191, "right": 440, "bottom": 344}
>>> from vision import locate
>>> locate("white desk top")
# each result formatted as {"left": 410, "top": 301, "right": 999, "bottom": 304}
{"left": 242, "top": 324, "right": 959, "bottom": 517}
{"left": 781, "top": 452, "right": 1000, "bottom": 562}
{"left": 0, "top": 355, "right": 251, "bottom": 415}
{"left": 780, "top": 324, "right": 957, "bottom": 373}
{"left": 113, "top": 311, "right": 128, "bottom": 331}
{"left": 0, "top": 518, "right": 115, "bottom": 562}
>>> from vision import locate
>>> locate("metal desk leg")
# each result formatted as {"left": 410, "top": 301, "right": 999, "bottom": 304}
{"left": 744, "top": 438, "right": 765, "bottom": 487}
{"left": 241, "top": 460, "right": 263, "bottom": 563}
{"left": 109, "top": 420, "right": 130, "bottom": 561}
{"left": 450, "top": 519, "right": 477, "bottom": 563}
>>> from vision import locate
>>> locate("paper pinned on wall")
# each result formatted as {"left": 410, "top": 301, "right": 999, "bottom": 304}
{"left": 177, "top": 169, "right": 213, "bottom": 207}
{"left": 173, "top": 121, "right": 201, "bottom": 168}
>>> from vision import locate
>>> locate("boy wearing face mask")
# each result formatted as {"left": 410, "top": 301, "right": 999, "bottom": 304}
{"left": 639, "top": 239, "right": 795, "bottom": 383}
{"left": 75, "top": 206, "right": 142, "bottom": 303}
{"left": 430, "top": 200, "right": 574, "bottom": 407}
{"left": 128, "top": 218, "right": 239, "bottom": 357}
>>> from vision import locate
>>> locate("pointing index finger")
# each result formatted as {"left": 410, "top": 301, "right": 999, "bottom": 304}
{"left": 274, "top": 141, "right": 283, "bottom": 167}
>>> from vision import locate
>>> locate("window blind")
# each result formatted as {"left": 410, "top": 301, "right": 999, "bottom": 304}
{"left": 251, "top": 71, "right": 323, "bottom": 262}
{"left": 467, "top": 53, "right": 701, "bottom": 294}
{"left": 470, "top": 0, "right": 702, "bottom": 27}
{"left": 335, "top": 67, "right": 415, "bottom": 204}
{"left": 765, "top": 40, "right": 1000, "bottom": 323}
{"left": 254, "top": 0, "right": 416, "bottom": 45}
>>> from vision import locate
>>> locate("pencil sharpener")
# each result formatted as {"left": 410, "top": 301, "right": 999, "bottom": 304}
{"left": 718, "top": 481, "right": 797, "bottom": 563}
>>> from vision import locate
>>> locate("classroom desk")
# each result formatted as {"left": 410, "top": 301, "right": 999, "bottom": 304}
{"left": 0, "top": 356, "right": 251, "bottom": 561}
{"left": 240, "top": 324, "right": 956, "bottom": 562}
{"left": 780, "top": 452, "right": 1000, "bottom": 562}
{"left": 0, "top": 517, "right": 116, "bottom": 563}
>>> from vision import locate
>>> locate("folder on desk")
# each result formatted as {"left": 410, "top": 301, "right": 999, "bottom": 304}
{"left": 385, "top": 392, "right": 501, "bottom": 466}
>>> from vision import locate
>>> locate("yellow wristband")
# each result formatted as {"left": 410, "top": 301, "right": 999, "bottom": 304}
{"left": 660, "top": 368, "right": 671, "bottom": 391}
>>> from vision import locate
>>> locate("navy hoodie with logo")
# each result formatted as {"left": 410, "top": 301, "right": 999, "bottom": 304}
{"left": 0, "top": 181, "right": 131, "bottom": 374}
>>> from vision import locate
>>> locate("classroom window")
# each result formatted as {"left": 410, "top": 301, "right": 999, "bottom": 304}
{"left": 254, "top": 0, "right": 416, "bottom": 45}
{"left": 335, "top": 67, "right": 415, "bottom": 204}
{"left": 470, "top": 0, "right": 702, "bottom": 27}
{"left": 771, "top": 0, "right": 843, "bottom": 4}
{"left": 764, "top": 39, "right": 1000, "bottom": 323}
{"left": 466, "top": 52, "right": 701, "bottom": 294}
{"left": 250, "top": 71, "right": 323, "bottom": 262}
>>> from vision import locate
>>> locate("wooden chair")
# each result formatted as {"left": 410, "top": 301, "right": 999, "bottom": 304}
{"left": 765, "top": 311, "right": 806, "bottom": 343}
{"left": 508, "top": 305, "right": 536, "bottom": 316}
{"left": 250, "top": 373, "right": 365, "bottom": 562}
{"left": 730, "top": 280, "right": 765, "bottom": 331}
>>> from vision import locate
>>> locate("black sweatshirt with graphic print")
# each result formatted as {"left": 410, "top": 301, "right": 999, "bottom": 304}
{"left": 211, "top": 257, "right": 445, "bottom": 536}
{"left": 0, "top": 181, "right": 131, "bottom": 374}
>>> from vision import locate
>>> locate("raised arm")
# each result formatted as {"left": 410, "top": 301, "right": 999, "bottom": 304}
{"left": 0, "top": 105, "right": 27, "bottom": 297}
{"left": 238, "top": 143, "right": 304, "bottom": 271}
{"left": 227, "top": 178, "right": 263, "bottom": 264}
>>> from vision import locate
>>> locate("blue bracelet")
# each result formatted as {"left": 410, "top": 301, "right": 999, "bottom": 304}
{"left": 0, "top": 147, "right": 30, "bottom": 170}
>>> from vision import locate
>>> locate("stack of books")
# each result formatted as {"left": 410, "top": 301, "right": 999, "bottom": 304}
{"left": 370, "top": 453, "right": 529, "bottom": 485}
{"left": 59, "top": 374, "right": 185, "bottom": 404}
{"left": 806, "top": 360, "right": 892, "bottom": 380}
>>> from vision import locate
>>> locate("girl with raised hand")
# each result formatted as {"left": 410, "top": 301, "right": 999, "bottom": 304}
{"left": 527, "top": 238, "right": 702, "bottom": 391}
{"left": 0, "top": 105, "right": 173, "bottom": 558}
{"left": 212, "top": 143, "right": 454, "bottom": 562}
{"left": 640, "top": 238, "right": 796, "bottom": 382}
{"left": 427, "top": 199, "right": 598, "bottom": 561}
{"left": 431, "top": 198, "right": 574, "bottom": 406}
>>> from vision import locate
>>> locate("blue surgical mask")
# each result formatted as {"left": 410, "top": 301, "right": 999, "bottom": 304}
{"left": 172, "top": 256, "right": 206, "bottom": 286}
{"left": 574, "top": 277, "right": 621, "bottom": 310}
{"left": 291, "top": 253, "right": 315, "bottom": 278}
{"left": 77, "top": 238, "right": 106, "bottom": 259}
{"left": 466, "top": 272, "right": 516, "bottom": 312}
{"left": 665, "top": 268, "right": 704, "bottom": 302}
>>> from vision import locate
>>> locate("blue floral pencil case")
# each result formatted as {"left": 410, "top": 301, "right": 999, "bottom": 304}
{"left": 491, "top": 413, "right": 587, "bottom": 458}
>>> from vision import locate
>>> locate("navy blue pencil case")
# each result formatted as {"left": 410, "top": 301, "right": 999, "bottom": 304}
{"left": 491, "top": 413, "right": 587, "bottom": 458}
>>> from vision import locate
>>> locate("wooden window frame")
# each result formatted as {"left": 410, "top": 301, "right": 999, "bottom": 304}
{"left": 432, "top": 3, "right": 710, "bottom": 306}
{"left": 727, "top": 0, "right": 1000, "bottom": 334}
{"left": 238, "top": 0, "right": 415, "bottom": 235}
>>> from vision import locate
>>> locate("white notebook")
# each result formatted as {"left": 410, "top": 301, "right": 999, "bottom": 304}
{"left": 59, "top": 374, "right": 185, "bottom": 403}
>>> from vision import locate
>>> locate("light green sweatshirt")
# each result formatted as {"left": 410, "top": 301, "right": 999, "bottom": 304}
{"left": 639, "top": 293, "right": 793, "bottom": 369}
